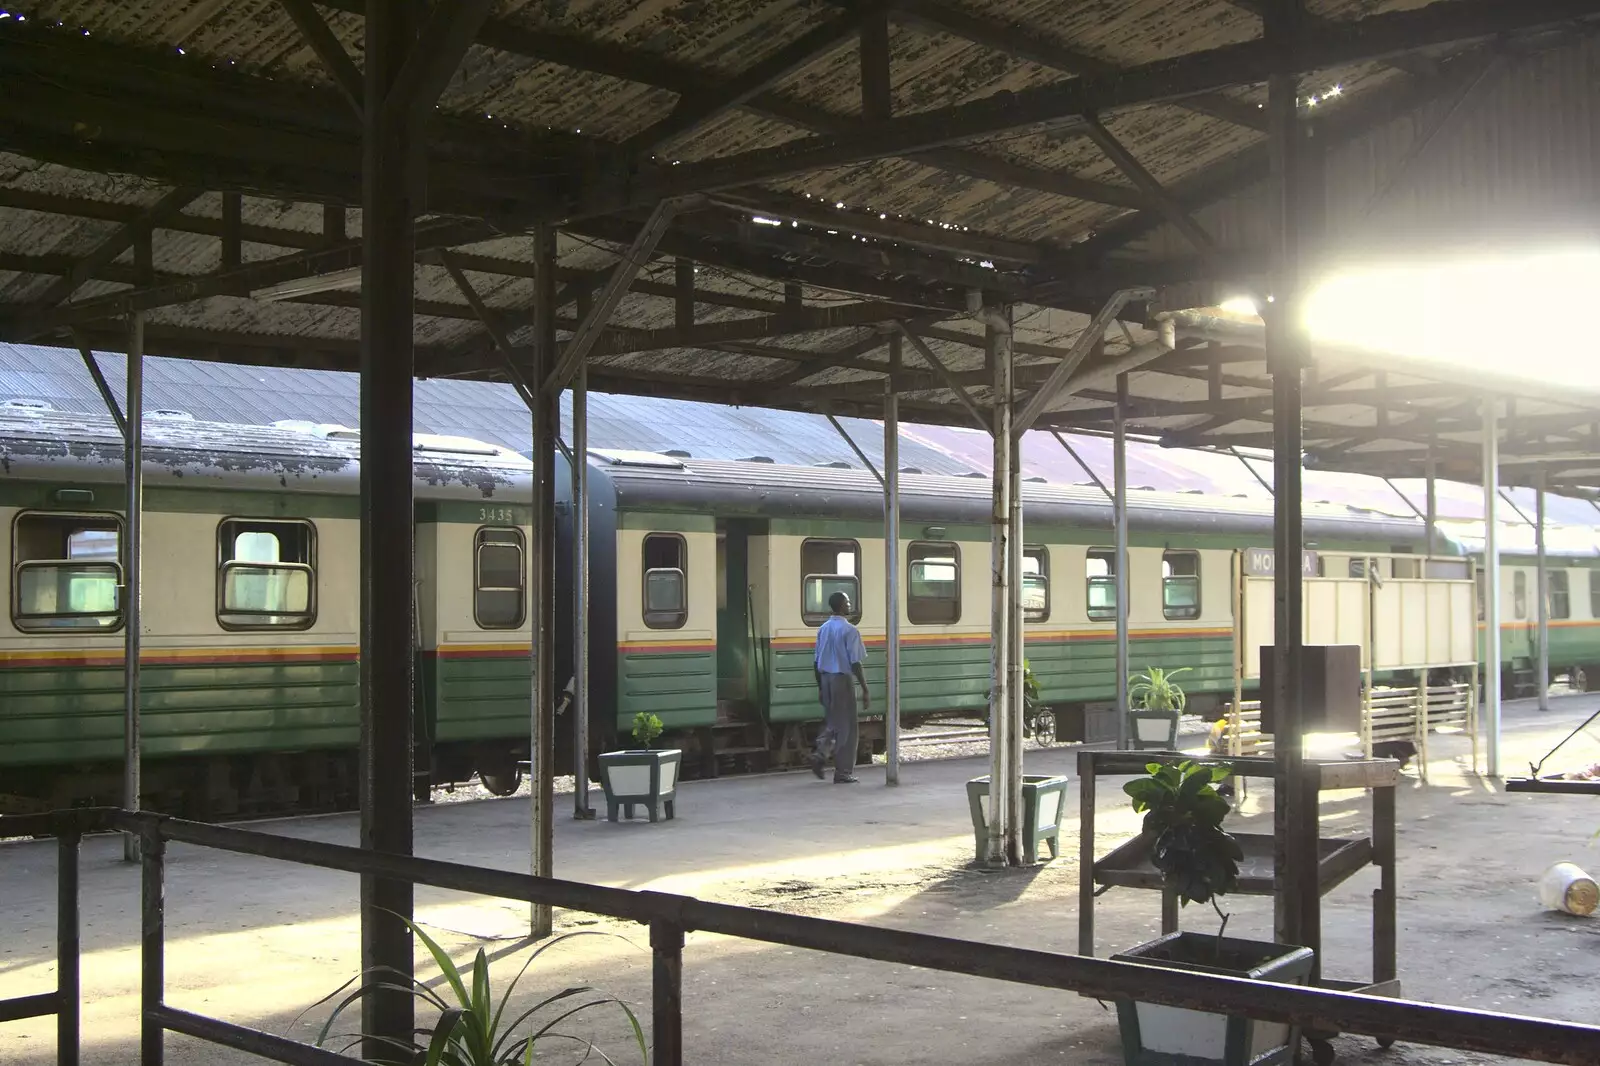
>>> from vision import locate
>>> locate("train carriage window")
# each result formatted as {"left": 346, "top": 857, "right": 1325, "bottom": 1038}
{"left": 1550, "top": 570, "right": 1571, "bottom": 620}
{"left": 217, "top": 518, "right": 315, "bottom": 630}
{"left": 907, "top": 542, "right": 960, "bottom": 625}
{"left": 802, "top": 538, "right": 861, "bottom": 625}
{"left": 1022, "top": 546, "right": 1049, "bottom": 622}
{"left": 1513, "top": 570, "right": 1528, "bottom": 620}
{"left": 1086, "top": 548, "right": 1116, "bottom": 621}
{"left": 642, "top": 533, "right": 688, "bottom": 629}
{"left": 474, "top": 527, "right": 525, "bottom": 629}
{"left": 1162, "top": 551, "right": 1202, "bottom": 620}
{"left": 11, "top": 512, "right": 123, "bottom": 632}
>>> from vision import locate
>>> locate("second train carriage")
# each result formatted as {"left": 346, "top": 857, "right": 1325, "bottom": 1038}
{"left": 4, "top": 408, "right": 1599, "bottom": 815}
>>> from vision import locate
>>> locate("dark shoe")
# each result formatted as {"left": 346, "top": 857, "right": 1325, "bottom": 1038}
{"left": 810, "top": 753, "right": 826, "bottom": 780}
{"left": 833, "top": 774, "right": 859, "bottom": 784}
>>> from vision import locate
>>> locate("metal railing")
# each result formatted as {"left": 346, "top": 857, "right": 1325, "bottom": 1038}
{"left": 6, "top": 807, "right": 1600, "bottom": 1065}
{"left": 0, "top": 810, "right": 87, "bottom": 1066}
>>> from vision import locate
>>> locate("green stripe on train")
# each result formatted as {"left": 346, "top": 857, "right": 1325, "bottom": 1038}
{"left": 419, "top": 653, "right": 535, "bottom": 743}
{"left": 0, "top": 660, "right": 361, "bottom": 766}
{"left": 763, "top": 633, "right": 1238, "bottom": 723}
{"left": 2, "top": 653, "right": 536, "bottom": 767}
{"left": 616, "top": 649, "right": 718, "bottom": 731}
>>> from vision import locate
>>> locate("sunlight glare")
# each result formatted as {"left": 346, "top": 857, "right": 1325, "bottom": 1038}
{"left": 1304, "top": 249, "right": 1600, "bottom": 389}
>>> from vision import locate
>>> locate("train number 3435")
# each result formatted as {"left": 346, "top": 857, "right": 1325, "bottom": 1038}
{"left": 478, "top": 507, "right": 516, "bottom": 524}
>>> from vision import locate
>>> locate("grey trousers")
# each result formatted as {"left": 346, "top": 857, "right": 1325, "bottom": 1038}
{"left": 816, "top": 672, "right": 859, "bottom": 776}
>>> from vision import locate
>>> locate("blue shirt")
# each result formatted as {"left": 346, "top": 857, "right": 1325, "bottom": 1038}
{"left": 815, "top": 614, "right": 867, "bottom": 675}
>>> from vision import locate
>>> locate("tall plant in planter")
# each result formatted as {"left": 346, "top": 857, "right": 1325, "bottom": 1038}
{"left": 1128, "top": 666, "right": 1187, "bottom": 750}
{"left": 597, "top": 712, "right": 681, "bottom": 822}
{"left": 306, "top": 917, "right": 645, "bottom": 1065}
{"left": 1111, "top": 760, "right": 1314, "bottom": 1066}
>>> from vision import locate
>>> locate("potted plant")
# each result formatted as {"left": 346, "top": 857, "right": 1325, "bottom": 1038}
{"left": 1128, "top": 666, "right": 1188, "bottom": 750}
{"left": 597, "top": 712, "right": 682, "bottom": 823}
{"left": 1111, "top": 760, "right": 1315, "bottom": 1066}
{"left": 305, "top": 915, "right": 645, "bottom": 1064}
{"left": 968, "top": 662, "right": 1069, "bottom": 864}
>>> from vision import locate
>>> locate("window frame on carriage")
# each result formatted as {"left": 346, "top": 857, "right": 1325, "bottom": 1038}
{"left": 642, "top": 532, "right": 689, "bottom": 630}
{"left": 1086, "top": 547, "right": 1117, "bottom": 622}
{"left": 907, "top": 541, "right": 961, "bottom": 625}
{"left": 473, "top": 526, "right": 527, "bottom": 630}
{"left": 1162, "top": 549, "right": 1202, "bottom": 620}
{"left": 10, "top": 509, "right": 126, "bottom": 634}
{"left": 1022, "top": 545, "right": 1050, "bottom": 623}
{"left": 800, "top": 537, "right": 862, "bottom": 626}
{"left": 215, "top": 516, "right": 317, "bottom": 631}
{"left": 1550, "top": 568, "right": 1572, "bottom": 621}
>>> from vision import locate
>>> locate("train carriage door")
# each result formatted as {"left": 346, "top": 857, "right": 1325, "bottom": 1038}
{"left": 715, "top": 519, "right": 769, "bottom": 725}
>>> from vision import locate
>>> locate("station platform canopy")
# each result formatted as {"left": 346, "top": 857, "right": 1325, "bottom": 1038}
{"left": 0, "top": 0, "right": 1597, "bottom": 488}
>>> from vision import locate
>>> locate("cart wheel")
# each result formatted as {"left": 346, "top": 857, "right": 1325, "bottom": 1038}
{"left": 1309, "top": 1038, "right": 1337, "bottom": 1066}
{"left": 480, "top": 767, "right": 523, "bottom": 796}
{"left": 1376, "top": 1038, "right": 1396, "bottom": 1050}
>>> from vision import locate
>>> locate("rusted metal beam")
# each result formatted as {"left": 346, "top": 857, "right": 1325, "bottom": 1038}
{"left": 580, "top": 0, "right": 1594, "bottom": 214}
{"left": 3, "top": 218, "right": 492, "bottom": 337}
{"left": 1083, "top": 115, "right": 1219, "bottom": 258}
{"left": 545, "top": 199, "right": 680, "bottom": 394}
{"left": 221, "top": 192, "right": 243, "bottom": 269}
{"left": 707, "top": 189, "right": 1049, "bottom": 265}
{"left": 276, "top": 0, "right": 364, "bottom": 113}
{"left": 1062, "top": 42, "right": 1501, "bottom": 270}
{"left": 1013, "top": 287, "right": 1150, "bottom": 434}
{"left": 382, "top": 0, "right": 498, "bottom": 133}
{"left": 628, "top": 12, "right": 861, "bottom": 154}
{"left": 884, "top": 0, "right": 1266, "bottom": 131}
{"left": 69, "top": 328, "right": 128, "bottom": 439}
{"left": 860, "top": 2, "right": 893, "bottom": 121}
{"left": 31, "top": 186, "right": 201, "bottom": 312}
{"left": 895, "top": 322, "right": 989, "bottom": 433}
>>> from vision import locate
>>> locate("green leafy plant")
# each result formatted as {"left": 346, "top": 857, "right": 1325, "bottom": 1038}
{"left": 631, "top": 712, "right": 664, "bottom": 750}
{"left": 1129, "top": 666, "right": 1189, "bottom": 713}
{"left": 305, "top": 916, "right": 645, "bottom": 1065}
{"left": 983, "top": 660, "right": 1051, "bottom": 737}
{"left": 1124, "top": 760, "right": 1243, "bottom": 945}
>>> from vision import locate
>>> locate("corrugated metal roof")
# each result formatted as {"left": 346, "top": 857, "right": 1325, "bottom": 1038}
{"left": 6, "top": 340, "right": 1594, "bottom": 532}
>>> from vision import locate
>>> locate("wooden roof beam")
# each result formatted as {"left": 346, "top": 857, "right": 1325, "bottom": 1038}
{"left": 884, "top": 0, "right": 1267, "bottom": 131}
{"left": 570, "top": 0, "right": 1593, "bottom": 218}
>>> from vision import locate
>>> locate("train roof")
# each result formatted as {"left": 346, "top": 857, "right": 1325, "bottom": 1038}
{"left": 595, "top": 452, "right": 1441, "bottom": 546}
{"left": 0, "top": 409, "right": 531, "bottom": 502}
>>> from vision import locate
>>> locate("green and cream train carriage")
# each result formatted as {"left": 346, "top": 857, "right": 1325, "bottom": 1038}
{"left": 575, "top": 450, "right": 1490, "bottom": 762}
{"left": 1, "top": 409, "right": 537, "bottom": 814}
{"left": 6, "top": 409, "right": 1600, "bottom": 815}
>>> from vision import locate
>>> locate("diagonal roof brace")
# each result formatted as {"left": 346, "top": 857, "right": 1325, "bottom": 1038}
{"left": 1012, "top": 287, "right": 1151, "bottom": 434}
{"left": 893, "top": 322, "right": 991, "bottom": 434}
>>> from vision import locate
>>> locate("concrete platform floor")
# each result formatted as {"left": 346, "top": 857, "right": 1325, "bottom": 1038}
{"left": 5, "top": 697, "right": 1600, "bottom": 1065}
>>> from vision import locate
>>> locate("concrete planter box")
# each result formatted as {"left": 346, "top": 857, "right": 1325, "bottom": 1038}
{"left": 1112, "top": 931, "right": 1315, "bottom": 1066}
{"left": 597, "top": 749, "right": 681, "bottom": 822}
{"left": 1129, "top": 709, "right": 1181, "bottom": 750}
{"left": 964, "top": 774, "right": 1069, "bottom": 864}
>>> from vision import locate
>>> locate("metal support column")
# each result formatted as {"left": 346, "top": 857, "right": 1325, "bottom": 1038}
{"left": 359, "top": 2, "right": 420, "bottom": 1049}
{"left": 884, "top": 338, "right": 902, "bottom": 786}
{"left": 1266, "top": 0, "right": 1317, "bottom": 952}
{"left": 1113, "top": 373, "right": 1130, "bottom": 746}
{"left": 1007, "top": 347, "right": 1025, "bottom": 850}
{"left": 985, "top": 306, "right": 1020, "bottom": 865}
{"left": 1536, "top": 466, "right": 1549, "bottom": 712}
{"left": 573, "top": 365, "right": 595, "bottom": 816}
{"left": 530, "top": 224, "right": 559, "bottom": 935}
{"left": 1425, "top": 441, "right": 1438, "bottom": 557}
{"left": 1483, "top": 400, "right": 1501, "bottom": 775}
{"left": 122, "top": 313, "right": 144, "bottom": 863}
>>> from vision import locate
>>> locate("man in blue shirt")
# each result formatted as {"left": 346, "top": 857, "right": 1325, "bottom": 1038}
{"left": 812, "top": 591, "right": 870, "bottom": 783}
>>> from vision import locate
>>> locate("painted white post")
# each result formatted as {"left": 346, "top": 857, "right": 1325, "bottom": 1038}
{"left": 1483, "top": 398, "right": 1502, "bottom": 776}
